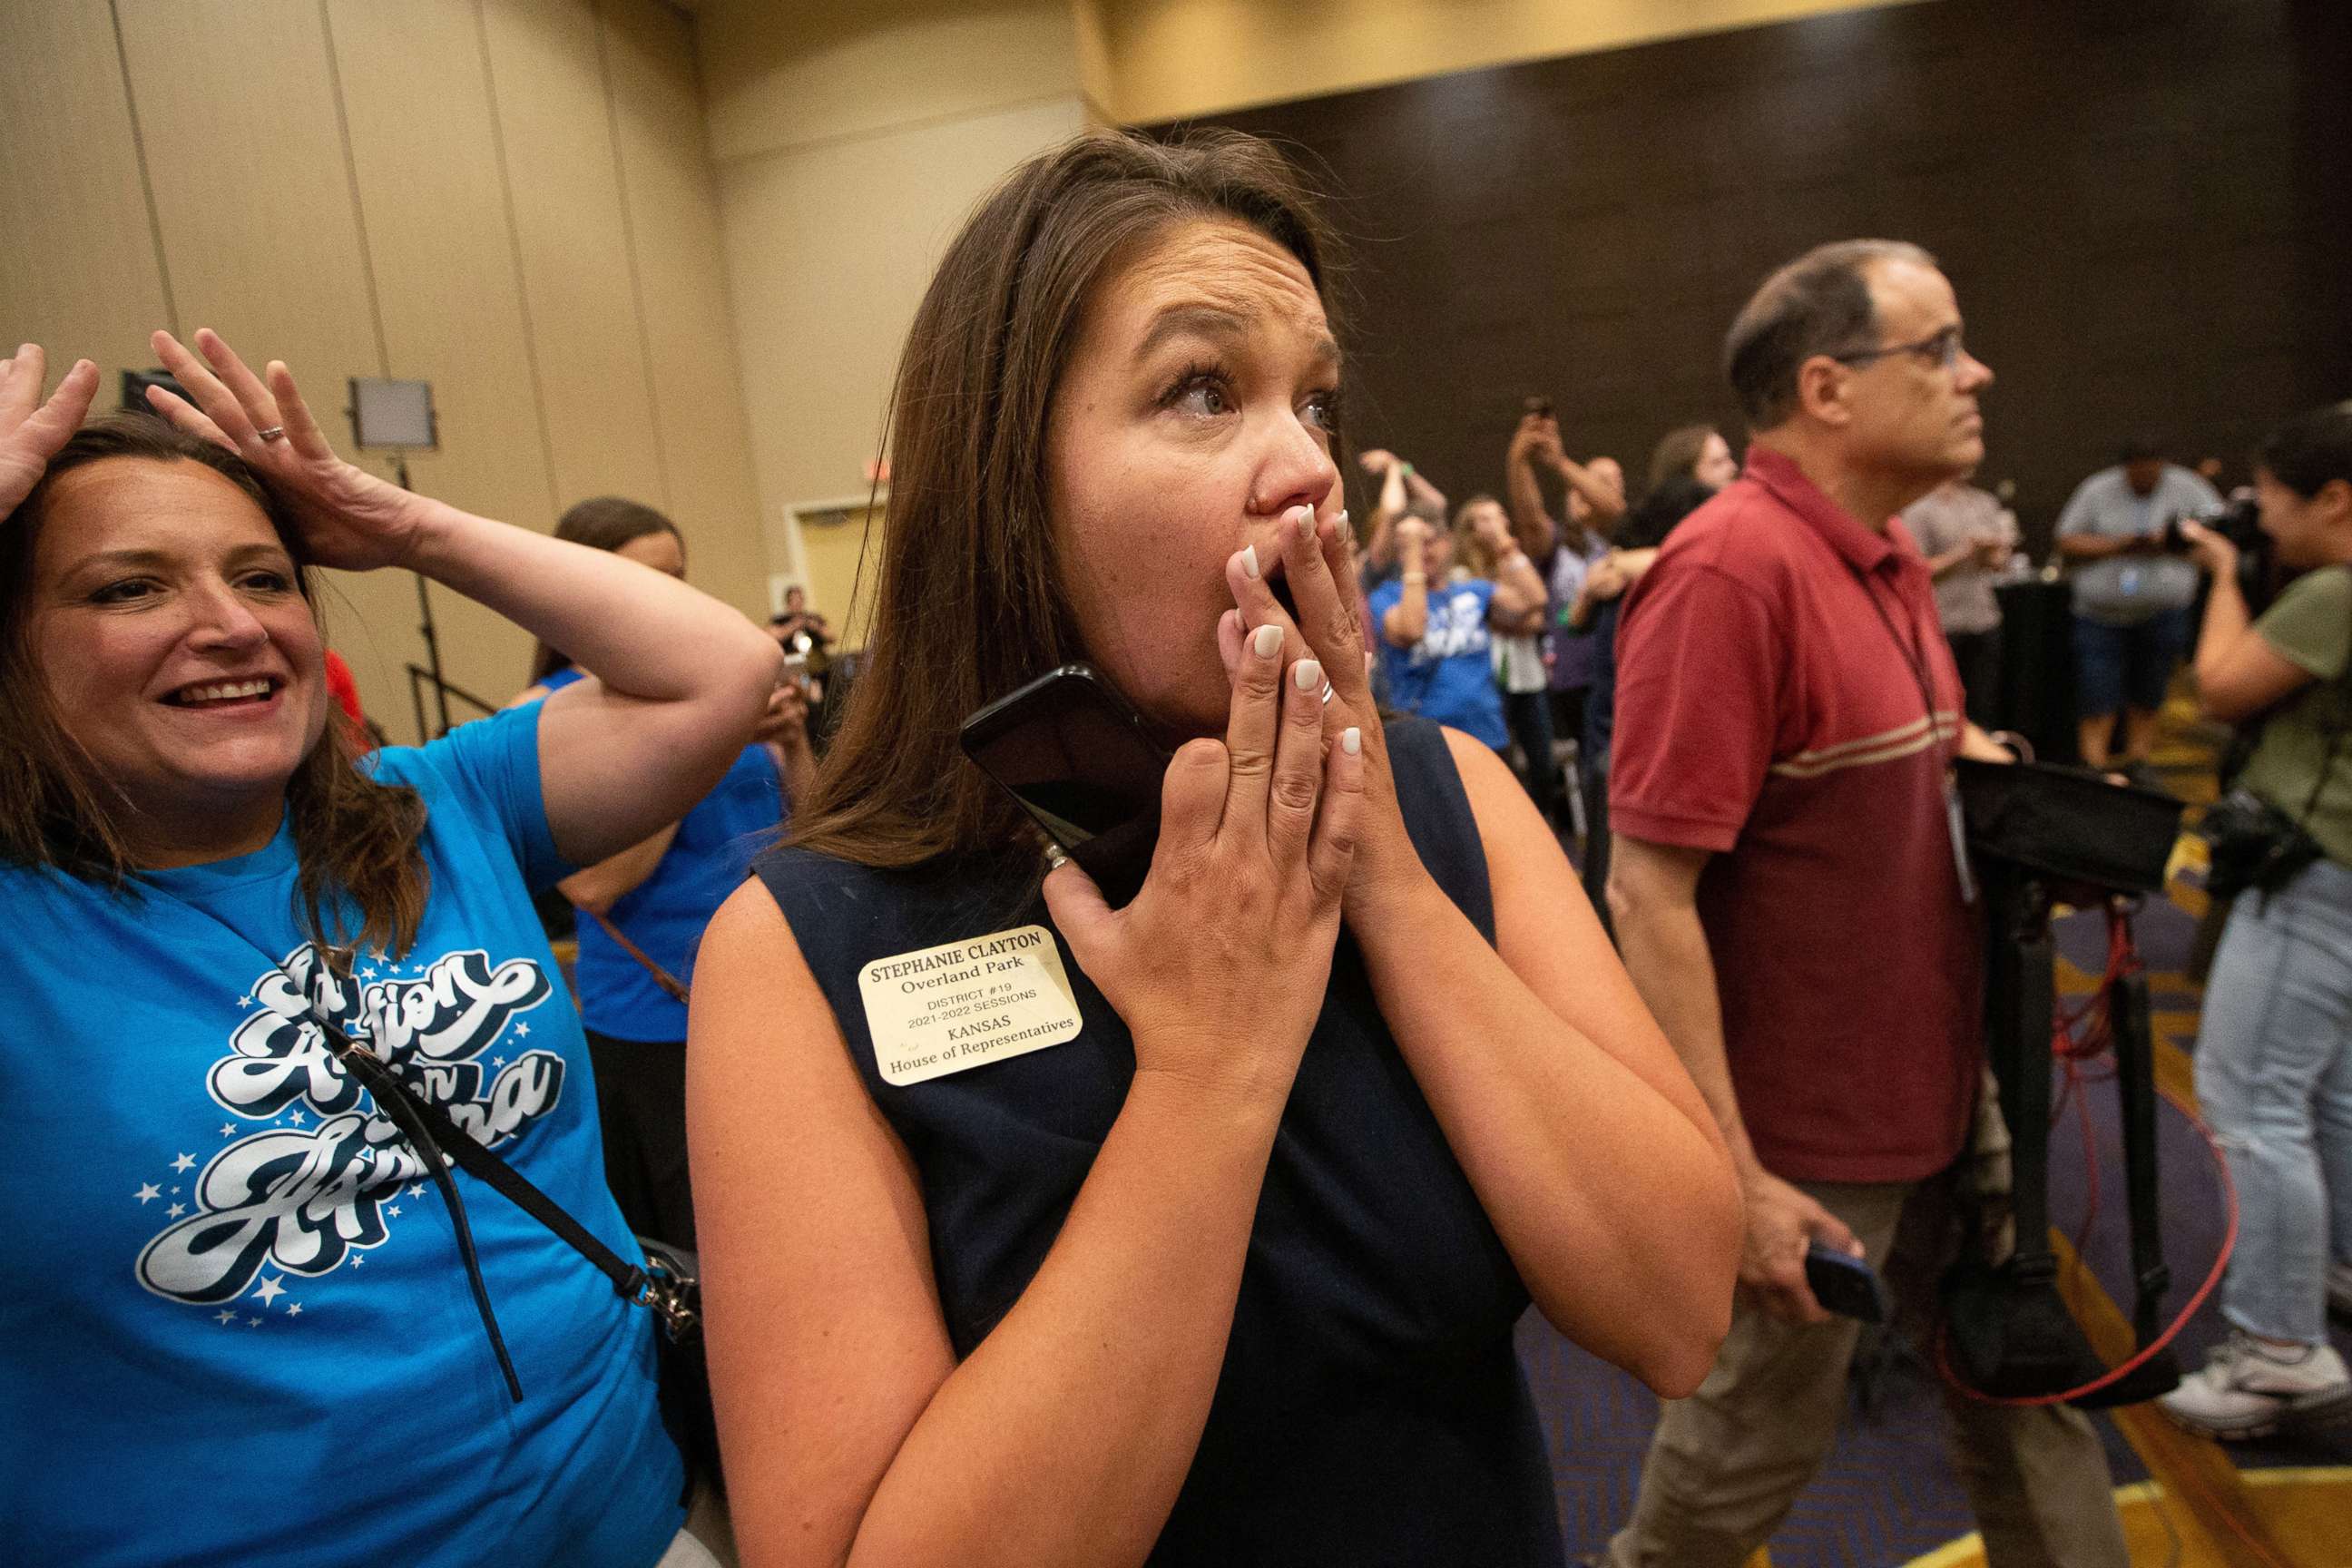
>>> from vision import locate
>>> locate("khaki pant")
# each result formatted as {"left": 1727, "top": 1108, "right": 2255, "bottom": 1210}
{"left": 1605, "top": 1170, "right": 2129, "bottom": 1568}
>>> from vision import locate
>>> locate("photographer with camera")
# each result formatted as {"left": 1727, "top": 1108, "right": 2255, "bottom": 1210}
{"left": 2157, "top": 399, "right": 2352, "bottom": 1439}
{"left": 2055, "top": 436, "right": 2223, "bottom": 777}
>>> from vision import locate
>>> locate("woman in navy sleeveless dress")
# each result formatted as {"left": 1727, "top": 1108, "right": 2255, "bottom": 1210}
{"left": 687, "top": 132, "right": 1742, "bottom": 1568}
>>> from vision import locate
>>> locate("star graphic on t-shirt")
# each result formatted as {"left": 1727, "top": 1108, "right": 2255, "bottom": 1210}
{"left": 350, "top": 1255, "right": 365, "bottom": 1269}
{"left": 171, "top": 1152, "right": 197, "bottom": 1172}
{"left": 134, "top": 1183, "right": 160, "bottom": 1204}
{"left": 236, "top": 995, "right": 255, "bottom": 1009}
{"left": 213, "top": 1309, "right": 237, "bottom": 1326}
{"left": 359, "top": 965, "right": 378, "bottom": 981}
{"left": 514, "top": 1022, "right": 532, "bottom": 1039}
{"left": 253, "top": 1277, "right": 286, "bottom": 1306}
{"left": 247, "top": 1317, "right": 262, "bottom": 1328}
{"left": 408, "top": 1183, "right": 427, "bottom": 1200}
{"left": 167, "top": 1202, "right": 187, "bottom": 1219}
{"left": 286, "top": 1301, "right": 303, "bottom": 1318}
{"left": 219, "top": 1123, "right": 237, "bottom": 1138}
{"left": 491, "top": 1056, "right": 506, "bottom": 1068}
{"left": 387, "top": 1205, "right": 404, "bottom": 1219}
{"left": 286, "top": 1109, "right": 307, "bottom": 1127}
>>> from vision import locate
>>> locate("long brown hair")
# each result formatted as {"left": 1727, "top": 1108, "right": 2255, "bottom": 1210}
{"left": 527, "top": 495, "right": 680, "bottom": 684}
{"left": 787, "top": 130, "right": 1347, "bottom": 867}
{"left": 0, "top": 415, "right": 431, "bottom": 958}
{"left": 1645, "top": 424, "right": 1723, "bottom": 496}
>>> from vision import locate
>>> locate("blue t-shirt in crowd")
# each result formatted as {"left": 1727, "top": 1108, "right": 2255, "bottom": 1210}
{"left": 541, "top": 666, "right": 782, "bottom": 1042}
{"left": 1368, "top": 573, "right": 1510, "bottom": 750}
{"left": 0, "top": 705, "right": 682, "bottom": 1568}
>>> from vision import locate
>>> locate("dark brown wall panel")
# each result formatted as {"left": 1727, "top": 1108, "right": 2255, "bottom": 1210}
{"left": 1147, "top": 0, "right": 2352, "bottom": 540}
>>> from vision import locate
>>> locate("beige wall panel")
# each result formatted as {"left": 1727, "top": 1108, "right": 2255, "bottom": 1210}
{"left": 326, "top": 0, "right": 561, "bottom": 711}
{"left": 715, "top": 95, "right": 1084, "bottom": 536}
{"left": 598, "top": 0, "right": 769, "bottom": 622}
{"left": 1093, "top": 0, "right": 1924, "bottom": 123}
{"left": 699, "top": 0, "right": 1079, "bottom": 163}
{"left": 114, "top": 0, "right": 423, "bottom": 734}
{"left": 0, "top": 0, "right": 174, "bottom": 377}
{"left": 479, "top": 0, "right": 667, "bottom": 513}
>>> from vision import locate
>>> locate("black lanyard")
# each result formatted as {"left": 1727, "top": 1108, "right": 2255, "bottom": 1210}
{"left": 1840, "top": 551, "right": 1979, "bottom": 906}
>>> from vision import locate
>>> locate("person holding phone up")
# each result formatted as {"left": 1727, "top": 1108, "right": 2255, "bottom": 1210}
{"left": 685, "top": 132, "right": 1741, "bottom": 1568}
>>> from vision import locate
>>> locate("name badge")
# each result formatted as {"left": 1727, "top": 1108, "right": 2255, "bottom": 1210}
{"left": 858, "top": 925, "right": 1083, "bottom": 1086}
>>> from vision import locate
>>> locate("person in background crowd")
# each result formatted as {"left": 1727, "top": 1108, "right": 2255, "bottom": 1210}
{"left": 688, "top": 130, "right": 1740, "bottom": 1568}
{"left": 2056, "top": 436, "right": 2223, "bottom": 778}
{"left": 1356, "top": 446, "right": 1449, "bottom": 582}
{"left": 1504, "top": 410, "right": 1623, "bottom": 828}
{"left": 1568, "top": 475, "right": 1717, "bottom": 920}
{"left": 2159, "top": 399, "right": 2352, "bottom": 1439}
{"left": 512, "top": 496, "right": 816, "bottom": 1248}
{"left": 1646, "top": 422, "right": 1740, "bottom": 495}
{"left": 0, "top": 333, "right": 779, "bottom": 1567}
{"left": 1901, "top": 474, "right": 2017, "bottom": 728}
{"left": 1372, "top": 496, "right": 1544, "bottom": 755}
{"left": 767, "top": 583, "right": 831, "bottom": 653}
{"left": 1455, "top": 493, "right": 1562, "bottom": 816}
{"left": 1602, "top": 240, "right": 2129, "bottom": 1568}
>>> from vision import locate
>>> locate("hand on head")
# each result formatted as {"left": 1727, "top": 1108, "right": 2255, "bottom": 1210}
{"left": 146, "top": 328, "right": 427, "bottom": 573}
{"left": 0, "top": 346, "right": 101, "bottom": 518}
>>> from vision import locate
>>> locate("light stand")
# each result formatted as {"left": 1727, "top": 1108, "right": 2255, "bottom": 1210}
{"left": 347, "top": 379, "right": 444, "bottom": 741}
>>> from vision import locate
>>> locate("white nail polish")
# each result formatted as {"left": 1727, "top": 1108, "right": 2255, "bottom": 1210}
{"left": 1342, "top": 727, "right": 1362, "bottom": 756}
{"left": 1293, "top": 658, "right": 1322, "bottom": 692}
{"left": 1253, "top": 623, "right": 1283, "bottom": 658}
{"left": 1295, "top": 505, "right": 1316, "bottom": 539}
{"left": 1241, "top": 544, "right": 1260, "bottom": 581}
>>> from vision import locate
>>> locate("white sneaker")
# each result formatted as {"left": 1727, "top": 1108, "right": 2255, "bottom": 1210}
{"left": 2160, "top": 1331, "right": 2352, "bottom": 1440}
{"left": 2330, "top": 1259, "right": 2352, "bottom": 1321}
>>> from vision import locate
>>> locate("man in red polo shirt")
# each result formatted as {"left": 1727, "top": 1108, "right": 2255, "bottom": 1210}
{"left": 1599, "top": 241, "right": 2128, "bottom": 1567}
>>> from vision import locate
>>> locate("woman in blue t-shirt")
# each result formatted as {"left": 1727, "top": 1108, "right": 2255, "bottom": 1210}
{"left": 513, "top": 495, "right": 814, "bottom": 1247}
{"left": 684, "top": 132, "right": 1742, "bottom": 1568}
{"left": 1366, "top": 495, "right": 1546, "bottom": 753}
{"left": 0, "top": 333, "right": 779, "bottom": 1566}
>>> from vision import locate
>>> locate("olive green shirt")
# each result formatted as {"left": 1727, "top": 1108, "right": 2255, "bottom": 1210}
{"left": 2239, "top": 564, "right": 2352, "bottom": 867}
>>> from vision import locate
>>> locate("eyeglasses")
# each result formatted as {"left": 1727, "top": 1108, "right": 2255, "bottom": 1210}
{"left": 1828, "top": 325, "right": 1967, "bottom": 372}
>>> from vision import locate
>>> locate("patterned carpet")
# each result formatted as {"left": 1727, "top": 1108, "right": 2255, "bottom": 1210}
{"left": 1533, "top": 700, "right": 2352, "bottom": 1566}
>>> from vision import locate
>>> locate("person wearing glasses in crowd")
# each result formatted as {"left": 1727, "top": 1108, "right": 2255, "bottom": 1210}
{"left": 1600, "top": 241, "right": 2130, "bottom": 1568}
{"left": 0, "top": 335, "right": 778, "bottom": 1566}
{"left": 686, "top": 131, "right": 1741, "bottom": 1568}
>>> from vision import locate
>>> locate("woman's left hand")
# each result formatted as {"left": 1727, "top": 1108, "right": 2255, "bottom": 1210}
{"left": 146, "top": 328, "right": 429, "bottom": 572}
{"left": 1223, "top": 503, "right": 1420, "bottom": 908}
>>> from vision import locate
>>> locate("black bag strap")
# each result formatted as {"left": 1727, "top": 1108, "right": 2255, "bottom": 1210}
{"left": 312, "top": 1010, "right": 651, "bottom": 1300}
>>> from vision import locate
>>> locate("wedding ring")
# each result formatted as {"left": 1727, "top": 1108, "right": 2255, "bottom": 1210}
{"left": 255, "top": 426, "right": 287, "bottom": 443}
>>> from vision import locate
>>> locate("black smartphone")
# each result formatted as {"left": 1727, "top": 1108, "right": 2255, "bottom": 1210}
{"left": 1803, "top": 1242, "right": 1890, "bottom": 1324}
{"left": 959, "top": 664, "right": 1170, "bottom": 908}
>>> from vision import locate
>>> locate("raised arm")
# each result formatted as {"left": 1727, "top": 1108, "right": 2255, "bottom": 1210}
{"left": 692, "top": 607, "right": 1364, "bottom": 1568}
{"left": 1381, "top": 516, "right": 1433, "bottom": 647}
{"left": 2180, "top": 521, "right": 2316, "bottom": 722}
{"left": 149, "top": 328, "right": 779, "bottom": 867}
{"left": 1504, "top": 414, "right": 1562, "bottom": 559}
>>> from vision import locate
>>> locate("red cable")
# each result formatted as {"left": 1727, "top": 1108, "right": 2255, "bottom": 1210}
{"left": 1941, "top": 903, "right": 2239, "bottom": 1409}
